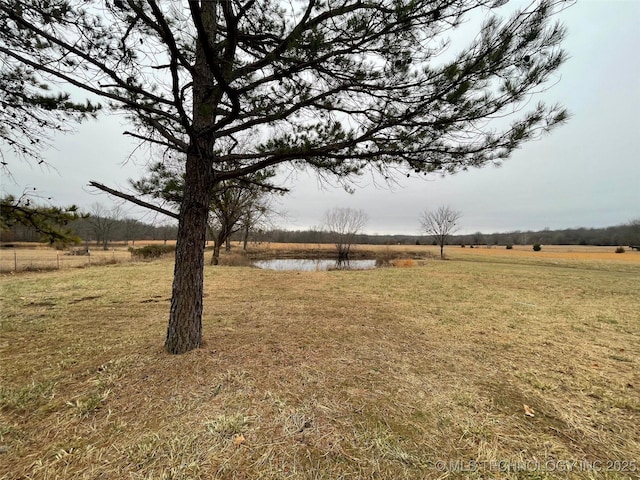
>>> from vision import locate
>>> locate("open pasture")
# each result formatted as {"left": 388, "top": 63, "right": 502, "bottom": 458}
{"left": 0, "top": 247, "right": 133, "bottom": 273}
{"left": 0, "top": 246, "right": 638, "bottom": 479}
{"left": 1, "top": 242, "right": 637, "bottom": 273}
{"left": 249, "top": 242, "right": 640, "bottom": 264}
{"left": 0, "top": 241, "right": 181, "bottom": 273}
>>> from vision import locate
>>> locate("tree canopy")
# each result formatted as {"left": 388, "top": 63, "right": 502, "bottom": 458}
{"left": 0, "top": 0, "right": 572, "bottom": 353}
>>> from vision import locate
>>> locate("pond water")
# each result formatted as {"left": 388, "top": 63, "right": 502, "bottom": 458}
{"left": 254, "top": 258, "right": 376, "bottom": 271}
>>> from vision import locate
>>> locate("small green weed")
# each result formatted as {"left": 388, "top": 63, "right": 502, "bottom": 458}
{"left": 0, "top": 380, "right": 56, "bottom": 412}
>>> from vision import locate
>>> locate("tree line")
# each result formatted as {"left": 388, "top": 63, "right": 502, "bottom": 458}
{"left": 256, "top": 221, "right": 640, "bottom": 248}
{"left": 11, "top": 212, "right": 637, "bottom": 249}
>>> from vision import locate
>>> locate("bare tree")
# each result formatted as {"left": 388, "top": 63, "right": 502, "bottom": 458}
{"left": 472, "top": 231, "right": 484, "bottom": 246}
{"left": 131, "top": 160, "right": 282, "bottom": 265}
{"left": 420, "top": 206, "right": 462, "bottom": 259}
{"left": 122, "top": 218, "right": 143, "bottom": 246}
{"left": 87, "top": 203, "right": 121, "bottom": 251}
{"left": 205, "top": 180, "right": 279, "bottom": 264}
{"left": 207, "top": 182, "right": 249, "bottom": 265}
{"left": 239, "top": 197, "right": 279, "bottom": 251}
{"left": 324, "top": 208, "right": 368, "bottom": 261}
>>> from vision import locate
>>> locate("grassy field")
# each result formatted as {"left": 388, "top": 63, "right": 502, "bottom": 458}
{"left": 0, "top": 245, "right": 639, "bottom": 479}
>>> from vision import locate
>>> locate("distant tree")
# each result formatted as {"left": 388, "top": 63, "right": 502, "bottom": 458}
{"left": 324, "top": 208, "right": 368, "bottom": 261}
{"left": 0, "top": 192, "right": 81, "bottom": 246}
{"left": 2, "top": 1, "right": 571, "bottom": 354}
{"left": 420, "top": 206, "right": 462, "bottom": 259}
{"left": 207, "top": 182, "right": 261, "bottom": 264}
{"left": 122, "top": 218, "right": 144, "bottom": 246}
{"left": 157, "top": 222, "right": 177, "bottom": 245}
{"left": 238, "top": 196, "right": 278, "bottom": 251}
{"left": 472, "top": 231, "right": 485, "bottom": 246}
{"left": 87, "top": 203, "right": 121, "bottom": 250}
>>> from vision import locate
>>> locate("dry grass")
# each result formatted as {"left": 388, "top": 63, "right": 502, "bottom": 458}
{"left": 0, "top": 241, "right": 184, "bottom": 273}
{"left": 0, "top": 247, "right": 134, "bottom": 273}
{"left": 0, "top": 246, "right": 639, "bottom": 479}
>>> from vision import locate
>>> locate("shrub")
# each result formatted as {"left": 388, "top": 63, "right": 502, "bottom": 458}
{"left": 506, "top": 245, "right": 513, "bottom": 250}
{"left": 129, "top": 244, "right": 176, "bottom": 260}
{"left": 532, "top": 243, "right": 542, "bottom": 252}
{"left": 218, "top": 253, "right": 253, "bottom": 267}
{"left": 392, "top": 258, "right": 414, "bottom": 268}
{"left": 615, "top": 246, "right": 625, "bottom": 254}
{"left": 375, "top": 249, "right": 395, "bottom": 267}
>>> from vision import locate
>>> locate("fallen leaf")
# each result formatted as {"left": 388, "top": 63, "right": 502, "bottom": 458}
{"left": 232, "top": 434, "right": 245, "bottom": 447}
{"left": 523, "top": 404, "right": 535, "bottom": 417}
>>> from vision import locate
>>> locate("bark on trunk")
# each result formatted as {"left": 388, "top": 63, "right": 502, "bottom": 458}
{"left": 165, "top": 154, "right": 213, "bottom": 354}
{"left": 210, "top": 231, "right": 224, "bottom": 265}
{"left": 242, "top": 225, "right": 249, "bottom": 251}
{"left": 165, "top": 0, "right": 217, "bottom": 354}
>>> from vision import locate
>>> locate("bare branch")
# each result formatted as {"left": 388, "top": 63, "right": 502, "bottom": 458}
{"left": 88, "top": 181, "right": 179, "bottom": 219}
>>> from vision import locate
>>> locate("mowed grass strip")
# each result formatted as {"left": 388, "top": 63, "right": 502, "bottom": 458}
{"left": 0, "top": 252, "right": 638, "bottom": 479}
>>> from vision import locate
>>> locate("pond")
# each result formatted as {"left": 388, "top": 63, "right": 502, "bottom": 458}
{"left": 254, "top": 258, "right": 376, "bottom": 271}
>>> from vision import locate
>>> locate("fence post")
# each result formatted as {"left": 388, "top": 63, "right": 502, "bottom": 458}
{"left": 14, "top": 251, "right": 17, "bottom": 272}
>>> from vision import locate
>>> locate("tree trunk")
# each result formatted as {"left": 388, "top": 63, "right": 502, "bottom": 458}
{"left": 242, "top": 225, "right": 249, "bottom": 251}
{"left": 165, "top": 0, "right": 223, "bottom": 354}
{"left": 165, "top": 154, "right": 213, "bottom": 354}
{"left": 210, "top": 231, "right": 224, "bottom": 266}
{"left": 440, "top": 243, "right": 444, "bottom": 260}
{"left": 210, "top": 242, "right": 219, "bottom": 265}
{"left": 225, "top": 236, "right": 231, "bottom": 252}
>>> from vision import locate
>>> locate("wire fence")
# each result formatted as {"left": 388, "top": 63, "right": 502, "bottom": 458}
{"left": 0, "top": 248, "right": 135, "bottom": 273}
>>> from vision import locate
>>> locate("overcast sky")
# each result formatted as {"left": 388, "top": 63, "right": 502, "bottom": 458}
{"left": 2, "top": 0, "right": 639, "bottom": 235}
